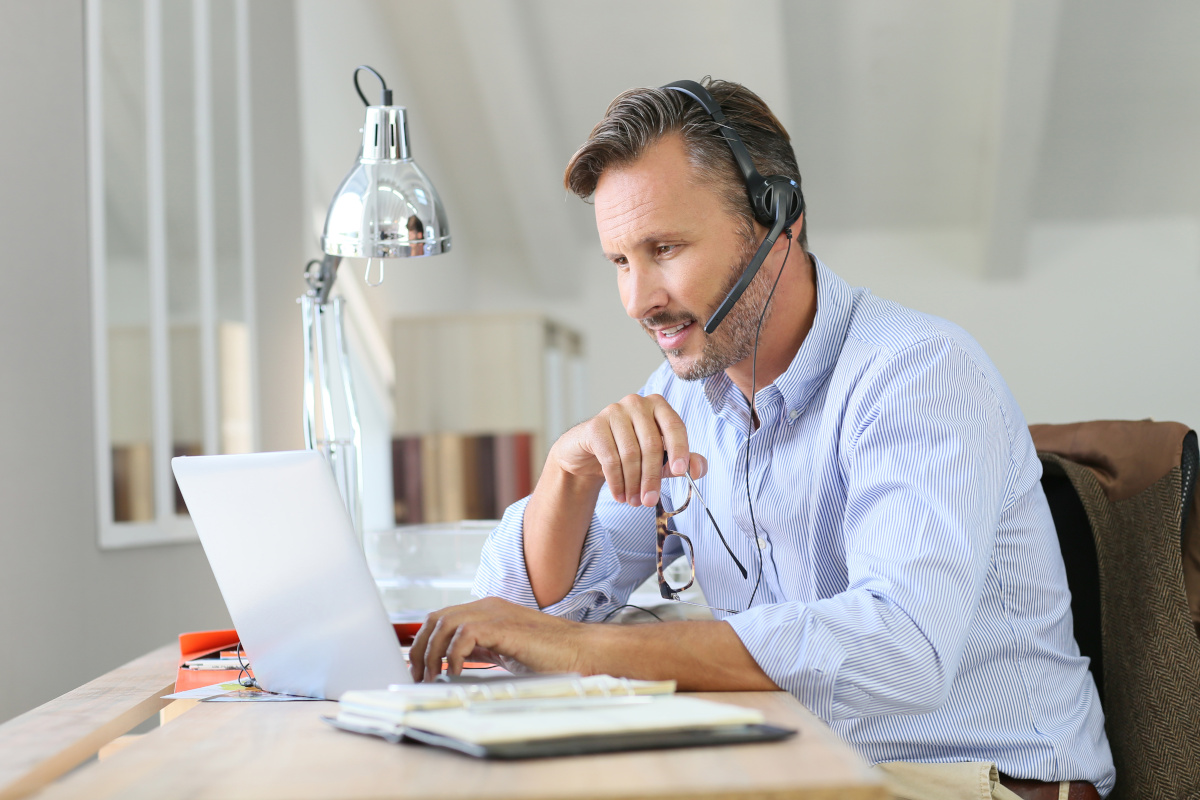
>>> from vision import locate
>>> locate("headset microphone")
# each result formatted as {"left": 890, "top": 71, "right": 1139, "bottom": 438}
{"left": 703, "top": 194, "right": 790, "bottom": 333}
{"left": 660, "top": 80, "right": 804, "bottom": 334}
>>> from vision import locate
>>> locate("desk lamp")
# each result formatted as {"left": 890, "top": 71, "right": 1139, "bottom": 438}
{"left": 301, "top": 65, "right": 450, "bottom": 538}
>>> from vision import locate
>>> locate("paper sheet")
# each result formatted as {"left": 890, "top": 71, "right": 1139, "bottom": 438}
{"left": 161, "top": 682, "right": 320, "bottom": 702}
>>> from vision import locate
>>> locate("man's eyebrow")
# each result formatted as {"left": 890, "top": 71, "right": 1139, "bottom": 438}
{"left": 601, "top": 232, "right": 687, "bottom": 260}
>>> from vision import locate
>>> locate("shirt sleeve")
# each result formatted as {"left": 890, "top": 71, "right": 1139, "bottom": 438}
{"left": 471, "top": 488, "right": 660, "bottom": 621}
{"left": 725, "top": 336, "right": 1012, "bottom": 721}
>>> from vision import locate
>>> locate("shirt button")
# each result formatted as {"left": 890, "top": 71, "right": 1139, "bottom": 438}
{"left": 788, "top": 409, "right": 800, "bottom": 421}
{"left": 757, "top": 537, "right": 767, "bottom": 549}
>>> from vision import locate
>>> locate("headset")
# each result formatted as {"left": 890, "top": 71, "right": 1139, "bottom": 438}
{"left": 660, "top": 80, "right": 805, "bottom": 334}
{"left": 661, "top": 80, "right": 805, "bottom": 610}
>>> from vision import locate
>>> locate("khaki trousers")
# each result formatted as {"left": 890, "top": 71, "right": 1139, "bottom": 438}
{"left": 874, "top": 761, "right": 1071, "bottom": 800}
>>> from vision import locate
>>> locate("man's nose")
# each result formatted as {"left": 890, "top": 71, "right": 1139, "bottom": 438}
{"left": 622, "top": 265, "right": 668, "bottom": 320}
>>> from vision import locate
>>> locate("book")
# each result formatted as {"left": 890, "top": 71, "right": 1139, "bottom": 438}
{"left": 494, "top": 433, "right": 517, "bottom": 511}
{"left": 391, "top": 436, "right": 424, "bottom": 524}
{"left": 471, "top": 434, "right": 497, "bottom": 519}
{"left": 327, "top": 674, "right": 796, "bottom": 759}
{"left": 437, "top": 433, "right": 466, "bottom": 522}
{"left": 512, "top": 432, "right": 533, "bottom": 497}
{"left": 420, "top": 434, "right": 439, "bottom": 522}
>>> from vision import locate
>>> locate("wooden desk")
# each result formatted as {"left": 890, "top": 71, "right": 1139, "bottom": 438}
{"left": 0, "top": 644, "right": 177, "bottom": 800}
{"left": 1, "top": 646, "right": 885, "bottom": 800}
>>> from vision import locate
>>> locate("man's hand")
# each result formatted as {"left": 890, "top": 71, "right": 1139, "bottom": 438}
{"left": 551, "top": 393, "right": 706, "bottom": 508}
{"left": 523, "top": 393, "right": 706, "bottom": 608}
{"left": 409, "top": 597, "right": 591, "bottom": 682}
{"left": 409, "top": 597, "right": 780, "bottom": 691}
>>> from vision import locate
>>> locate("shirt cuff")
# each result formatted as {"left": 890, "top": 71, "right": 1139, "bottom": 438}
{"left": 724, "top": 601, "right": 846, "bottom": 720}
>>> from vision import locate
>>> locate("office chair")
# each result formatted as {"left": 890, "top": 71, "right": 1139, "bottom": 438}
{"left": 1033, "top": 420, "right": 1200, "bottom": 800}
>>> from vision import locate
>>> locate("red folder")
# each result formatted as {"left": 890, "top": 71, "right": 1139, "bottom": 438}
{"left": 174, "top": 623, "right": 428, "bottom": 693}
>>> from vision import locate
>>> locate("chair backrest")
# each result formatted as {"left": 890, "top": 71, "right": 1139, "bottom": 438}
{"left": 1034, "top": 422, "right": 1200, "bottom": 800}
{"left": 1040, "top": 463, "right": 1104, "bottom": 701}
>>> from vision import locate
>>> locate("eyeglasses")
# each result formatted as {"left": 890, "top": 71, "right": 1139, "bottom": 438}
{"left": 655, "top": 468, "right": 749, "bottom": 616}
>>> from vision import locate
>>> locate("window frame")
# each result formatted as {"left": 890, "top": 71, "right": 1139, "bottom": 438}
{"left": 86, "top": 0, "right": 260, "bottom": 549}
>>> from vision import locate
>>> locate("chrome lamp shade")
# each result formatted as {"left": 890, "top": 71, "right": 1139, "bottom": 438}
{"left": 321, "top": 106, "right": 450, "bottom": 259}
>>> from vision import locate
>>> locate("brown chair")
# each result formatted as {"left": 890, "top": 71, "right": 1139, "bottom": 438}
{"left": 1032, "top": 421, "right": 1200, "bottom": 800}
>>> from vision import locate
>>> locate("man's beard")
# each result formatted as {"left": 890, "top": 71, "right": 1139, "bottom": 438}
{"left": 641, "top": 232, "right": 777, "bottom": 382}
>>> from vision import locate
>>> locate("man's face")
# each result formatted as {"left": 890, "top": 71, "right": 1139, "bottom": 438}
{"left": 594, "top": 135, "right": 769, "bottom": 381}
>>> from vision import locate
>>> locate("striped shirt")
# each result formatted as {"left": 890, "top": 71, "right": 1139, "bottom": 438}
{"left": 473, "top": 257, "right": 1115, "bottom": 795}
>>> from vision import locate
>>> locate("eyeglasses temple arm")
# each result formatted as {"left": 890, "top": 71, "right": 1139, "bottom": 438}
{"left": 684, "top": 471, "right": 749, "bottom": 580}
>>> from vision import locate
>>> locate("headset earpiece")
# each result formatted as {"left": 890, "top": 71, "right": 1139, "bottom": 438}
{"left": 750, "top": 176, "right": 803, "bottom": 229}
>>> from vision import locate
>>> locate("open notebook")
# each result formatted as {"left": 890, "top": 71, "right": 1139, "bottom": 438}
{"left": 326, "top": 674, "right": 796, "bottom": 759}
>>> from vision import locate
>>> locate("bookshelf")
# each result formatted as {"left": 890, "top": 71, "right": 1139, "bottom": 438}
{"left": 390, "top": 313, "right": 585, "bottom": 524}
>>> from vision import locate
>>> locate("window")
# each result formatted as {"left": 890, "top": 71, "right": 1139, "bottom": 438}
{"left": 87, "top": 0, "right": 258, "bottom": 547}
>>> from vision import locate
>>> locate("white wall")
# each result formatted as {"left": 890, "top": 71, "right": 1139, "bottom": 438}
{"left": 0, "top": 0, "right": 307, "bottom": 724}
{"left": 816, "top": 219, "right": 1200, "bottom": 427}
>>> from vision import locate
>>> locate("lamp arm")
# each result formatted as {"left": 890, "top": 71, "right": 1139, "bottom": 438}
{"left": 300, "top": 253, "right": 363, "bottom": 538}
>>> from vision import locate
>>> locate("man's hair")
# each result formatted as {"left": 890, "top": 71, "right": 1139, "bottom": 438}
{"left": 563, "top": 77, "right": 806, "bottom": 248}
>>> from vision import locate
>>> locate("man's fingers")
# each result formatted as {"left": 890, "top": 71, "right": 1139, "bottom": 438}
{"left": 651, "top": 397, "right": 689, "bottom": 477}
{"left": 579, "top": 394, "right": 691, "bottom": 506}
{"left": 424, "top": 614, "right": 463, "bottom": 682}
{"left": 445, "top": 624, "right": 485, "bottom": 676}
{"left": 611, "top": 414, "right": 645, "bottom": 506}
{"left": 629, "top": 408, "right": 665, "bottom": 506}
{"left": 402, "top": 598, "right": 582, "bottom": 679}
{"left": 409, "top": 612, "right": 440, "bottom": 681}
{"left": 570, "top": 395, "right": 692, "bottom": 507}
{"left": 688, "top": 452, "right": 708, "bottom": 480}
{"left": 588, "top": 427, "right": 626, "bottom": 503}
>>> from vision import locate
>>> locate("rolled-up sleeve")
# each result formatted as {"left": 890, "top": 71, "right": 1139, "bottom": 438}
{"left": 726, "top": 338, "right": 1011, "bottom": 721}
{"left": 471, "top": 490, "right": 659, "bottom": 622}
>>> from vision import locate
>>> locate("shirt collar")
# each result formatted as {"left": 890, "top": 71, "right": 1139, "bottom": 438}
{"left": 702, "top": 255, "right": 854, "bottom": 422}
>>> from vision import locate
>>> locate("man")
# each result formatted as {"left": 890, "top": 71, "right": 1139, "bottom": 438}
{"left": 410, "top": 79, "right": 1114, "bottom": 798}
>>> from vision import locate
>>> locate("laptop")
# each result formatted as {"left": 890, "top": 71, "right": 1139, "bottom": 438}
{"left": 172, "top": 450, "right": 411, "bottom": 699}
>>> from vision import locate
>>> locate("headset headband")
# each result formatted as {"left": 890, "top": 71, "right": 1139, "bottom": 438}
{"left": 661, "top": 80, "right": 804, "bottom": 333}
{"left": 661, "top": 80, "right": 768, "bottom": 202}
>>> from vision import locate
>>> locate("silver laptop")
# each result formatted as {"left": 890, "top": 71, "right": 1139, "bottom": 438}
{"left": 172, "top": 450, "right": 411, "bottom": 699}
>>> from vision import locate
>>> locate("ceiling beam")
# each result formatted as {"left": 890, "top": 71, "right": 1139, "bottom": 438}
{"left": 980, "top": 0, "right": 1063, "bottom": 279}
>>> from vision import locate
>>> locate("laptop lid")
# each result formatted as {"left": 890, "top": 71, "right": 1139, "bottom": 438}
{"left": 172, "top": 450, "right": 411, "bottom": 699}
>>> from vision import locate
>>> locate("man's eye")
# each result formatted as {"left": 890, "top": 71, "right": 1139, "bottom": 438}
{"left": 656, "top": 245, "right": 677, "bottom": 256}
